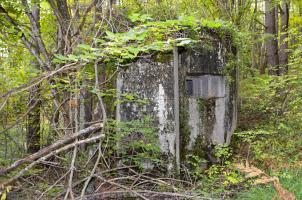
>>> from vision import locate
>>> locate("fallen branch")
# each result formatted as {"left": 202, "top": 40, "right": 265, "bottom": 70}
{"left": 234, "top": 163, "right": 296, "bottom": 200}
{"left": 0, "top": 123, "right": 103, "bottom": 176}
{"left": 79, "top": 190, "right": 214, "bottom": 200}
{"left": 38, "top": 170, "right": 70, "bottom": 200}
{"left": 93, "top": 175, "right": 149, "bottom": 200}
{"left": 0, "top": 134, "right": 105, "bottom": 188}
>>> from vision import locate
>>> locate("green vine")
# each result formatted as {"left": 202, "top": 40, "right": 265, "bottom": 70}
{"left": 53, "top": 15, "right": 239, "bottom": 65}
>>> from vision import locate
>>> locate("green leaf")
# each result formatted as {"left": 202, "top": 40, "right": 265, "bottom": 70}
{"left": 77, "top": 44, "right": 93, "bottom": 50}
{"left": 124, "top": 94, "right": 135, "bottom": 100}
{"left": 128, "top": 13, "right": 153, "bottom": 23}
{"left": 105, "top": 31, "right": 117, "bottom": 40}
{"left": 67, "top": 54, "right": 79, "bottom": 61}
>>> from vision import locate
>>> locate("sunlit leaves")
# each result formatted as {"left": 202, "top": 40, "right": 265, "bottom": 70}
{"left": 52, "top": 16, "right": 236, "bottom": 65}
{"left": 128, "top": 13, "right": 153, "bottom": 23}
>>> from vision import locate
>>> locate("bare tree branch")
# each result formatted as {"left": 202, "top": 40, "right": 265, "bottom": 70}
{"left": 0, "top": 4, "right": 45, "bottom": 68}
{"left": 0, "top": 122, "right": 103, "bottom": 176}
{"left": 0, "top": 62, "right": 77, "bottom": 99}
{"left": 0, "top": 134, "right": 105, "bottom": 188}
{"left": 21, "top": 0, "right": 52, "bottom": 67}
{"left": 80, "top": 60, "right": 107, "bottom": 198}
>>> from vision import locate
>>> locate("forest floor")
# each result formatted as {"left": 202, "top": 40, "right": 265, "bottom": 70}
{"left": 233, "top": 164, "right": 302, "bottom": 199}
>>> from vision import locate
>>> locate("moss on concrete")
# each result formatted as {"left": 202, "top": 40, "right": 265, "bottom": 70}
{"left": 179, "top": 97, "right": 191, "bottom": 161}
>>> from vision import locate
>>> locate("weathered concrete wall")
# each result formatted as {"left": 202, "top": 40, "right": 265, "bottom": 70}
{"left": 179, "top": 40, "right": 237, "bottom": 161}
{"left": 116, "top": 36, "right": 237, "bottom": 169}
{"left": 116, "top": 55, "right": 176, "bottom": 170}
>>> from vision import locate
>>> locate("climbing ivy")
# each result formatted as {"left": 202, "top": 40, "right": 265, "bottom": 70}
{"left": 54, "top": 15, "right": 238, "bottom": 65}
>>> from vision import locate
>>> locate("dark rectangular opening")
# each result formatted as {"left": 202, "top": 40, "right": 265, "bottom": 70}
{"left": 186, "top": 79, "right": 193, "bottom": 96}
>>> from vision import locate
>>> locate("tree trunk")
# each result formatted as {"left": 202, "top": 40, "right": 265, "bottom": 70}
{"left": 27, "top": 1, "right": 41, "bottom": 153}
{"left": 265, "top": 0, "right": 279, "bottom": 75}
{"left": 279, "top": 0, "right": 289, "bottom": 74}
{"left": 251, "top": 0, "right": 258, "bottom": 70}
{"left": 80, "top": 86, "right": 92, "bottom": 129}
{"left": 27, "top": 86, "right": 41, "bottom": 153}
{"left": 260, "top": 42, "right": 267, "bottom": 75}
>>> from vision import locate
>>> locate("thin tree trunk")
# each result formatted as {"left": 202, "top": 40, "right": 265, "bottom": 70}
{"left": 279, "top": 0, "right": 289, "bottom": 74}
{"left": 27, "top": 86, "right": 41, "bottom": 153}
{"left": 251, "top": 0, "right": 258, "bottom": 70}
{"left": 265, "top": 0, "right": 279, "bottom": 75}
{"left": 259, "top": 42, "right": 266, "bottom": 74}
{"left": 27, "top": 1, "right": 41, "bottom": 153}
{"left": 80, "top": 86, "right": 92, "bottom": 129}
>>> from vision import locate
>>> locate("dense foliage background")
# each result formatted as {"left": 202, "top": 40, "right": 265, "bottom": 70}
{"left": 0, "top": 0, "right": 301, "bottom": 199}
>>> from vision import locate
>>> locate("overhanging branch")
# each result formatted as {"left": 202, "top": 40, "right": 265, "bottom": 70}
{"left": 0, "top": 4, "right": 45, "bottom": 67}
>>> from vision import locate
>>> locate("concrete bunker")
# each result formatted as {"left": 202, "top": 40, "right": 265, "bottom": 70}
{"left": 116, "top": 30, "right": 237, "bottom": 170}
